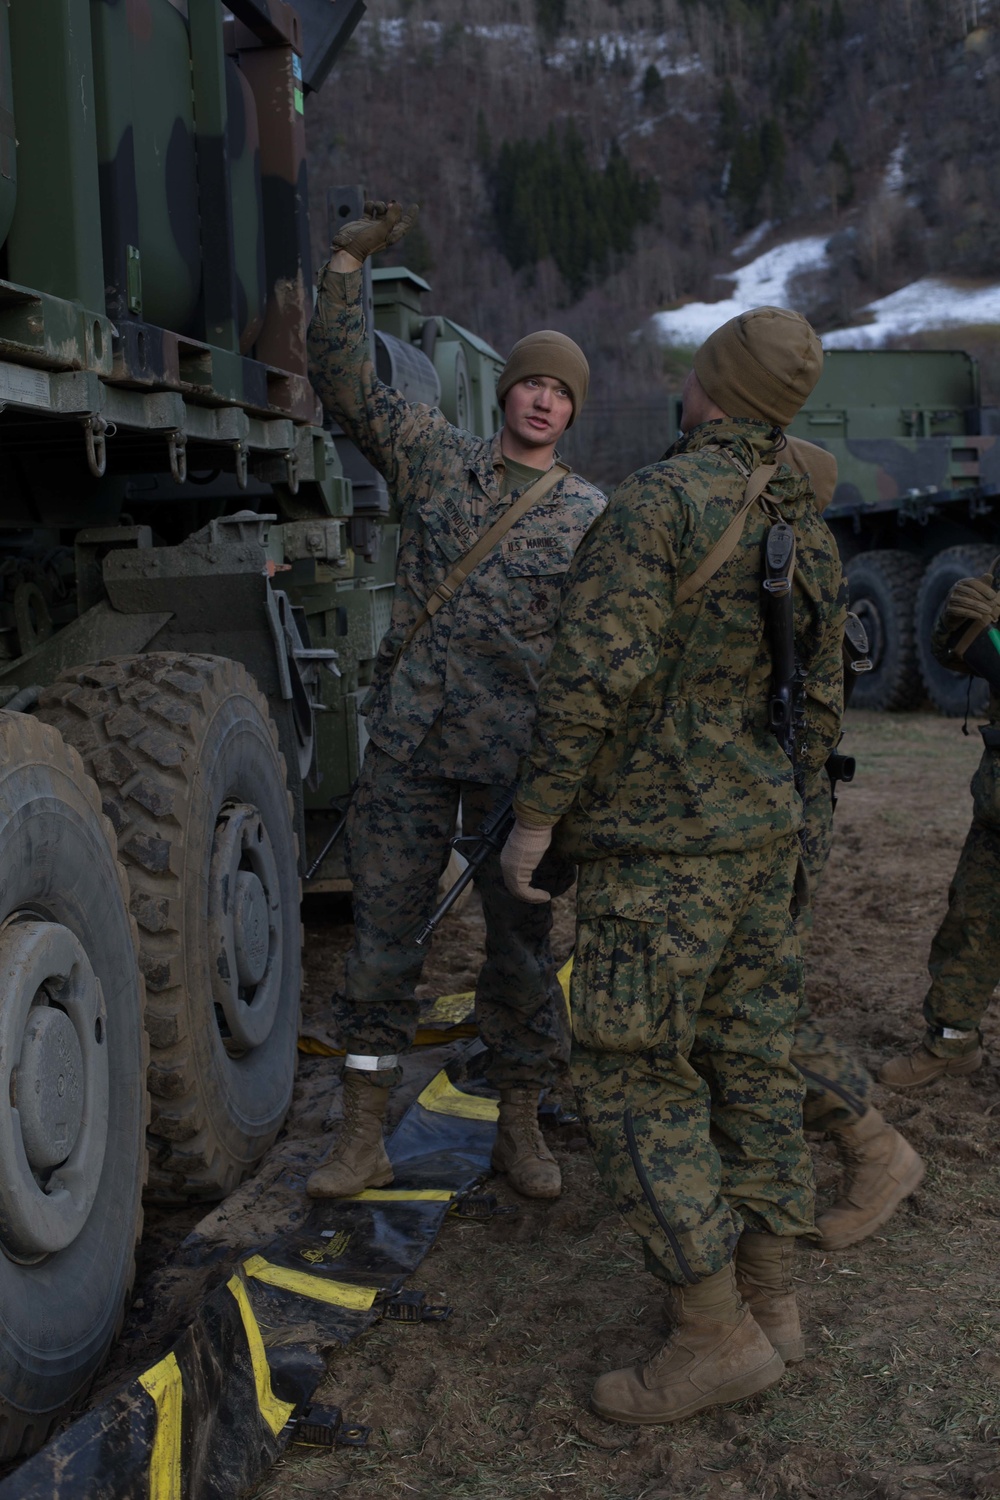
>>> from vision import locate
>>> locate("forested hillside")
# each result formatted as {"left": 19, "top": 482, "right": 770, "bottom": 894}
{"left": 306, "top": 0, "right": 1000, "bottom": 482}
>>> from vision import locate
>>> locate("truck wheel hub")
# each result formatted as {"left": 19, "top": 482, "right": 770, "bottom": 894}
{"left": 208, "top": 804, "right": 283, "bottom": 1052}
{"left": 0, "top": 920, "right": 109, "bottom": 1257}
{"left": 18, "top": 1006, "right": 84, "bottom": 1170}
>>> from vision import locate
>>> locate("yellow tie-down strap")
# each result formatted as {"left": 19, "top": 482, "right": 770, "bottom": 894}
{"left": 417, "top": 1070, "right": 499, "bottom": 1121}
{"left": 346, "top": 1188, "right": 455, "bottom": 1203}
{"left": 138, "top": 1352, "right": 183, "bottom": 1500}
{"left": 242, "top": 1254, "right": 380, "bottom": 1312}
{"left": 227, "top": 1273, "right": 296, "bottom": 1436}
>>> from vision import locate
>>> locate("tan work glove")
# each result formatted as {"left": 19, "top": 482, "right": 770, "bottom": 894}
{"left": 331, "top": 199, "right": 419, "bottom": 263}
{"left": 500, "top": 820, "right": 553, "bottom": 904}
{"left": 941, "top": 572, "right": 1000, "bottom": 633}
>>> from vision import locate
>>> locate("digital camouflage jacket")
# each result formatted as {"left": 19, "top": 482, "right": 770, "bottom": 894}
{"left": 513, "top": 420, "right": 847, "bottom": 899}
{"left": 307, "top": 267, "right": 606, "bottom": 784}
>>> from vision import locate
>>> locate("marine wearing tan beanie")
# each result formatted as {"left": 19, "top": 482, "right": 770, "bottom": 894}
{"left": 496, "top": 330, "right": 590, "bottom": 426}
{"left": 694, "top": 306, "right": 823, "bottom": 430}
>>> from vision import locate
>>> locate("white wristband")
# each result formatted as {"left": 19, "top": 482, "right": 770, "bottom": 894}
{"left": 345, "top": 1052, "right": 398, "bottom": 1072}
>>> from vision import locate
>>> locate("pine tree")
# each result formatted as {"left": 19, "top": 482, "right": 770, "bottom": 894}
{"left": 829, "top": 0, "right": 846, "bottom": 39}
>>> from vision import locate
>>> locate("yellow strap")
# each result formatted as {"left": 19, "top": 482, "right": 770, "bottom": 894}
{"left": 138, "top": 1353, "right": 183, "bottom": 1500}
{"left": 557, "top": 955, "right": 572, "bottom": 1021}
{"left": 346, "top": 1188, "right": 455, "bottom": 1203}
{"left": 417, "top": 1070, "right": 500, "bottom": 1121}
{"left": 392, "top": 461, "right": 570, "bottom": 670}
{"left": 243, "top": 1254, "right": 380, "bottom": 1311}
{"left": 675, "top": 464, "right": 777, "bottom": 607}
{"left": 227, "top": 1273, "right": 296, "bottom": 1436}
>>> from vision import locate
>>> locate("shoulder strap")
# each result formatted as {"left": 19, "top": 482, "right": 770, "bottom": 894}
{"left": 675, "top": 463, "right": 777, "bottom": 607}
{"left": 391, "top": 460, "right": 570, "bottom": 671}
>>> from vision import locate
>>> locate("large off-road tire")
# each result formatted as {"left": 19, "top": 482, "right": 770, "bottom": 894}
{"left": 915, "top": 544, "right": 998, "bottom": 717}
{"left": 39, "top": 655, "right": 300, "bottom": 1202}
{"left": 845, "top": 549, "right": 926, "bottom": 710}
{"left": 0, "top": 712, "right": 147, "bottom": 1459}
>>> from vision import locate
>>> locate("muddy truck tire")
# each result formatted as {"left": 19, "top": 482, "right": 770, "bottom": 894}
{"left": 845, "top": 550, "right": 925, "bottom": 710}
{"left": 39, "top": 654, "right": 301, "bottom": 1203}
{"left": 0, "top": 712, "right": 147, "bottom": 1460}
{"left": 915, "top": 544, "right": 998, "bottom": 717}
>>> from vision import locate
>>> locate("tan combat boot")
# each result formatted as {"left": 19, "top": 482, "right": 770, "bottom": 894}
{"left": 734, "top": 1233, "right": 805, "bottom": 1364}
{"left": 591, "top": 1262, "right": 783, "bottom": 1425}
{"left": 878, "top": 1042, "right": 983, "bottom": 1091}
{"left": 491, "top": 1087, "right": 561, "bottom": 1199}
{"left": 816, "top": 1108, "right": 925, "bottom": 1251}
{"left": 306, "top": 1072, "right": 393, "bottom": 1198}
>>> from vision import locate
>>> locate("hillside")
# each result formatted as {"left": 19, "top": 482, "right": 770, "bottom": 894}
{"left": 305, "top": 0, "right": 1000, "bottom": 484}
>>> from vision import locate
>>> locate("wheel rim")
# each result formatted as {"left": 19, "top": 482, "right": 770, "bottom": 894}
{"left": 852, "top": 596, "right": 884, "bottom": 671}
{"left": 0, "top": 921, "right": 109, "bottom": 1258}
{"left": 207, "top": 802, "right": 284, "bottom": 1052}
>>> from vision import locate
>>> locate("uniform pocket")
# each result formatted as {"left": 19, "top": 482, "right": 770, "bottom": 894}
{"left": 502, "top": 539, "right": 575, "bottom": 637}
{"left": 571, "top": 917, "right": 697, "bottom": 1054}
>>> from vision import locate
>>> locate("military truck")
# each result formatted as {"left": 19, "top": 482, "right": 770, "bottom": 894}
{"left": 0, "top": 0, "right": 501, "bottom": 1458}
{"left": 787, "top": 349, "right": 1000, "bottom": 715}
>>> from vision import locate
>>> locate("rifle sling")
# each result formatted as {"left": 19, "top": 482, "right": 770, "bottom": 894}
{"left": 675, "top": 463, "right": 778, "bottom": 606}
{"left": 391, "top": 460, "right": 570, "bottom": 672}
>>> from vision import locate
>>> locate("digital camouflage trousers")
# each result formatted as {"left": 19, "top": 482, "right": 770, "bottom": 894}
{"left": 921, "top": 746, "right": 1000, "bottom": 1056}
{"left": 793, "top": 774, "right": 873, "bottom": 1129}
{"left": 337, "top": 742, "right": 570, "bottom": 1090}
{"left": 570, "top": 837, "right": 814, "bottom": 1287}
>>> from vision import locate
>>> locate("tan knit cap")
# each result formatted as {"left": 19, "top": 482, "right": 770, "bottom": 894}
{"left": 783, "top": 435, "right": 837, "bottom": 510}
{"left": 497, "top": 330, "right": 590, "bottom": 426}
{"left": 693, "top": 306, "right": 823, "bottom": 429}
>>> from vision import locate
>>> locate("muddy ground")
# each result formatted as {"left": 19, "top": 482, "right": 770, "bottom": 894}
{"left": 28, "top": 709, "right": 999, "bottom": 1500}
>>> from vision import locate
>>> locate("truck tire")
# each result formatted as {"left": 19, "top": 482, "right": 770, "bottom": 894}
{"left": 915, "top": 544, "right": 998, "bottom": 717}
{"left": 0, "top": 713, "right": 147, "bottom": 1459}
{"left": 845, "top": 550, "right": 925, "bottom": 710}
{"left": 39, "top": 655, "right": 300, "bottom": 1202}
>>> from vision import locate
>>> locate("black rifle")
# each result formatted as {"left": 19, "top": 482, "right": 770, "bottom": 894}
{"left": 304, "top": 788, "right": 354, "bottom": 883}
{"left": 415, "top": 795, "right": 516, "bottom": 946}
{"left": 763, "top": 520, "right": 807, "bottom": 794}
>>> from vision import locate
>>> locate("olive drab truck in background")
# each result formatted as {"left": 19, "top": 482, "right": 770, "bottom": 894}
{"left": 786, "top": 349, "right": 1000, "bottom": 716}
{"left": 0, "top": 0, "right": 502, "bottom": 1459}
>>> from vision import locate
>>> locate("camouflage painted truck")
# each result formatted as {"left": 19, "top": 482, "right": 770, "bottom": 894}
{"left": 786, "top": 348, "right": 1000, "bottom": 715}
{"left": 0, "top": 0, "right": 501, "bottom": 1458}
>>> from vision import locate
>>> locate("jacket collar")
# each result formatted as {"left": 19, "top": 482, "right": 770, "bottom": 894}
{"left": 665, "top": 418, "right": 781, "bottom": 473}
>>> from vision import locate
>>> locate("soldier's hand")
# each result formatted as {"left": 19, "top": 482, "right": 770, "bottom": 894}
{"left": 941, "top": 572, "right": 1000, "bottom": 632}
{"left": 500, "top": 820, "right": 553, "bottom": 904}
{"left": 331, "top": 199, "right": 419, "bottom": 265}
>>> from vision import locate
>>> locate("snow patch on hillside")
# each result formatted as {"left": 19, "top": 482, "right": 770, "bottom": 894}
{"left": 824, "top": 280, "right": 1000, "bottom": 347}
{"left": 649, "top": 238, "right": 831, "bottom": 345}
{"left": 649, "top": 234, "right": 1000, "bottom": 349}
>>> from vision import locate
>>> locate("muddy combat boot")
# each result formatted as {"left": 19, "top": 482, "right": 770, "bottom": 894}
{"left": 491, "top": 1087, "right": 561, "bottom": 1199}
{"left": 878, "top": 1041, "right": 983, "bottom": 1092}
{"left": 815, "top": 1108, "right": 925, "bottom": 1251}
{"left": 591, "top": 1262, "right": 783, "bottom": 1425}
{"left": 306, "top": 1073, "right": 393, "bottom": 1198}
{"left": 735, "top": 1233, "right": 805, "bottom": 1364}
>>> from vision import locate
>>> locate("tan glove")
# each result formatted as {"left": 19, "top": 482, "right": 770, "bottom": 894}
{"left": 500, "top": 820, "right": 553, "bottom": 904}
{"left": 941, "top": 572, "right": 1000, "bottom": 633}
{"left": 331, "top": 199, "right": 419, "bottom": 262}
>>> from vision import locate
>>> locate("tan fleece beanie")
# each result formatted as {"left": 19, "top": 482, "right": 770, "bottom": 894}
{"left": 693, "top": 306, "right": 823, "bottom": 429}
{"left": 496, "top": 330, "right": 590, "bottom": 425}
{"left": 783, "top": 434, "right": 838, "bottom": 510}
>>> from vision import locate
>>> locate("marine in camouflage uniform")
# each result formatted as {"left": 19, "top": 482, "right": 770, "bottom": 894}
{"left": 880, "top": 566, "right": 1000, "bottom": 1089}
{"left": 305, "top": 201, "right": 605, "bottom": 1200}
{"left": 503, "top": 306, "right": 846, "bottom": 1424}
